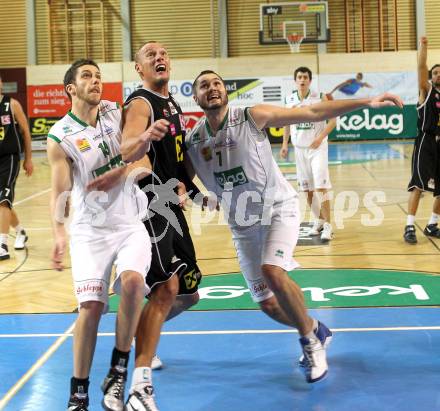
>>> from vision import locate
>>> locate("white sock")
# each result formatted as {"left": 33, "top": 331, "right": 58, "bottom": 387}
{"left": 428, "top": 213, "right": 440, "bottom": 225}
{"left": 0, "top": 234, "right": 8, "bottom": 245}
{"left": 130, "top": 367, "right": 152, "bottom": 393}
{"left": 407, "top": 215, "right": 415, "bottom": 226}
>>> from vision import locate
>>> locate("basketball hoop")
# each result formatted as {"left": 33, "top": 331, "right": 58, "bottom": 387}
{"left": 286, "top": 33, "right": 304, "bottom": 53}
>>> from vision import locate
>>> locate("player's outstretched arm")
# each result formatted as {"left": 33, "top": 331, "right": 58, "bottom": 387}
{"left": 47, "top": 139, "right": 72, "bottom": 271}
{"left": 120, "top": 99, "right": 169, "bottom": 162}
{"left": 418, "top": 36, "right": 430, "bottom": 97}
{"left": 249, "top": 93, "right": 403, "bottom": 129}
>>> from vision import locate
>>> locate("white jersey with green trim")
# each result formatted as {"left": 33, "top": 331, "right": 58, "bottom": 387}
{"left": 185, "top": 106, "right": 297, "bottom": 229}
{"left": 285, "top": 90, "right": 326, "bottom": 148}
{"left": 47, "top": 100, "right": 147, "bottom": 227}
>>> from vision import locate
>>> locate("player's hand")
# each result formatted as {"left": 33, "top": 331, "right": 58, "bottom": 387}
{"left": 23, "top": 158, "right": 33, "bottom": 176}
{"left": 368, "top": 93, "right": 403, "bottom": 109}
{"left": 309, "top": 138, "right": 323, "bottom": 149}
{"left": 419, "top": 36, "right": 428, "bottom": 47}
{"left": 52, "top": 235, "right": 66, "bottom": 271}
{"left": 176, "top": 181, "right": 188, "bottom": 210}
{"left": 280, "top": 145, "right": 289, "bottom": 159}
{"left": 202, "top": 195, "right": 220, "bottom": 211}
{"left": 140, "top": 119, "right": 170, "bottom": 143}
{"left": 86, "top": 166, "right": 126, "bottom": 192}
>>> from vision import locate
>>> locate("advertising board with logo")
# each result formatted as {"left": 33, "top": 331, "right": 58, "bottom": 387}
{"left": 27, "top": 83, "right": 123, "bottom": 149}
{"left": 122, "top": 72, "right": 418, "bottom": 145}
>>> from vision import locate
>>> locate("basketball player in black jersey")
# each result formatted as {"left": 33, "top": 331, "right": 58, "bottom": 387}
{"left": 404, "top": 37, "right": 440, "bottom": 244}
{"left": 0, "top": 73, "right": 33, "bottom": 260}
{"left": 118, "top": 42, "right": 202, "bottom": 411}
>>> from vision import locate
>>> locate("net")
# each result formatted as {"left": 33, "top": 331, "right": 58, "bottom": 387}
{"left": 286, "top": 33, "right": 304, "bottom": 53}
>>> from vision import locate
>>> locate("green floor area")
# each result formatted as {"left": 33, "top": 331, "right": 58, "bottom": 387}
{"left": 109, "top": 269, "right": 440, "bottom": 311}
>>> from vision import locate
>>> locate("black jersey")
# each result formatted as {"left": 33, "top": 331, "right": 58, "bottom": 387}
{"left": 0, "top": 96, "right": 22, "bottom": 155}
{"left": 417, "top": 84, "right": 440, "bottom": 136}
{"left": 125, "top": 87, "right": 199, "bottom": 202}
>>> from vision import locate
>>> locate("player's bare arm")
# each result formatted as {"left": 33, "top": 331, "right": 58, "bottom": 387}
{"left": 280, "top": 126, "right": 290, "bottom": 159}
{"left": 11, "top": 98, "right": 33, "bottom": 176}
{"left": 47, "top": 138, "right": 73, "bottom": 271}
{"left": 418, "top": 36, "right": 430, "bottom": 103}
{"left": 249, "top": 93, "right": 403, "bottom": 129}
{"left": 120, "top": 98, "right": 169, "bottom": 162}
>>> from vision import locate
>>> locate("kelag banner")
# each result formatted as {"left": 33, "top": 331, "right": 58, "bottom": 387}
{"left": 330, "top": 105, "right": 417, "bottom": 140}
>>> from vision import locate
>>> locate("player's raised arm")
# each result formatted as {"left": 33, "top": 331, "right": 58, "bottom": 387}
{"left": 47, "top": 138, "right": 72, "bottom": 270}
{"left": 248, "top": 93, "right": 403, "bottom": 130}
{"left": 418, "top": 36, "right": 430, "bottom": 98}
{"left": 120, "top": 99, "right": 169, "bottom": 162}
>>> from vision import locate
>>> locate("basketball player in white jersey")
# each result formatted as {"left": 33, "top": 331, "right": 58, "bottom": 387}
{"left": 47, "top": 59, "right": 156, "bottom": 411}
{"left": 281, "top": 66, "right": 335, "bottom": 241}
{"left": 182, "top": 71, "right": 402, "bottom": 384}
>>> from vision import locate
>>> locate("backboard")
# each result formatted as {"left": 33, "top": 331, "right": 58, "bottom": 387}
{"left": 259, "top": 1, "right": 330, "bottom": 45}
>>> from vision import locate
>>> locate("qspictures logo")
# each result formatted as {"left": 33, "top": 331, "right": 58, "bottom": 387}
{"left": 214, "top": 166, "right": 249, "bottom": 189}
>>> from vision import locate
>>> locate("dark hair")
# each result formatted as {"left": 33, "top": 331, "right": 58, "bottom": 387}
{"left": 192, "top": 70, "right": 225, "bottom": 94}
{"left": 429, "top": 64, "right": 440, "bottom": 79}
{"left": 356, "top": 72, "right": 364, "bottom": 79}
{"left": 294, "top": 66, "right": 312, "bottom": 80}
{"left": 63, "top": 59, "right": 100, "bottom": 101}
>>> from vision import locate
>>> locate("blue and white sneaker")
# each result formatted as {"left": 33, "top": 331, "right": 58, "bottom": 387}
{"left": 299, "top": 321, "right": 332, "bottom": 383}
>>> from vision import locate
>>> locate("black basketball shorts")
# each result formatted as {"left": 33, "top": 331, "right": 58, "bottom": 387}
{"left": 0, "top": 153, "right": 20, "bottom": 207}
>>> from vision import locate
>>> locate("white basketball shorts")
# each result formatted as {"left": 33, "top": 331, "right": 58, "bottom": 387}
{"left": 295, "top": 142, "right": 332, "bottom": 191}
{"left": 69, "top": 222, "right": 151, "bottom": 313}
{"left": 231, "top": 197, "right": 300, "bottom": 303}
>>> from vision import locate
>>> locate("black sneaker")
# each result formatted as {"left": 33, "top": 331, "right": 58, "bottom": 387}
{"left": 404, "top": 225, "right": 417, "bottom": 244}
{"left": 101, "top": 367, "right": 127, "bottom": 411}
{"left": 0, "top": 244, "right": 10, "bottom": 260}
{"left": 423, "top": 223, "right": 440, "bottom": 238}
{"left": 67, "top": 394, "right": 89, "bottom": 411}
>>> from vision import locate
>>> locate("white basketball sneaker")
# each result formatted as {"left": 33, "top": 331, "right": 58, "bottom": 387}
{"left": 14, "top": 230, "right": 28, "bottom": 250}
{"left": 151, "top": 355, "right": 163, "bottom": 370}
{"left": 320, "top": 223, "right": 333, "bottom": 241}
{"left": 299, "top": 321, "right": 332, "bottom": 383}
{"left": 309, "top": 220, "right": 324, "bottom": 236}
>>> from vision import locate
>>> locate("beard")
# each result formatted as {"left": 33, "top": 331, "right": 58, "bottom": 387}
{"left": 76, "top": 87, "right": 100, "bottom": 106}
{"left": 199, "top": 94, "right": 228, "bottom": 111}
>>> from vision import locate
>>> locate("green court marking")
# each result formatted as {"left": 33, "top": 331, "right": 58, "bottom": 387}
{"left": 108, "top": 269, "right": 440, "bottom": 311}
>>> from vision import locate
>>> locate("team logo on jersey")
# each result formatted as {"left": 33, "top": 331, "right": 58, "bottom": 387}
{"left": 179, "top": 114, "right": 186, "bottom": 130}
{"left": 214, "top": 166, "right": 249, "bottom": 189}
{"left": 275, "top": 249, "right": 284, "bottom": 258}
{"left": 215, "top": 136, "right": 237, "bottom": 149}
{"left": 169, "top": 123, "right": 176, "bottom": 136}
{"left": 62, "top": 125, "right": 72, "bottom": 133}
{"left": 1, "top": 115, "right": 11, "bottom": 125}
{"left": 168, "top": 102, "right": 178, "bottom": 115}
{"left": 104, "top": 125, "right": 113, "bottom": 135}
{"left": 163, "top": 108, "right": 170, "bottom": 117}
{"left": 0, "top": 127, "right": 4, "bottom": 140}
{"left": 200, "top": 145, "right": 212, "bottom": 161}
{"left": 76, "top": 137, "right": 91, "bottom": 152}
{"left": 192, "top": 132, "right": 201, "bottom": 143}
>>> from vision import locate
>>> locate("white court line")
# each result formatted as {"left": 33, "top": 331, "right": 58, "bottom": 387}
{"left": 13, "top": 188, "right": 51, "bottom": 206}
{"left": 0, "top": 321, "right": 75, "bottom": 411}
{"left": 1, "top": 325, "right": 440, "bottom": 339}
